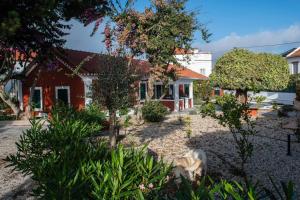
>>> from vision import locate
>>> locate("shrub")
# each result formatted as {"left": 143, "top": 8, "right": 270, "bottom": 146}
{"left": 6, "top": 107, "right": 171, "bottom": 199}
{"left": 253, "top": 95, "right": 266, "bottom": 107}
{"left": 0, "top": 114, "right": 15, "bottom": 121}
{"left": 52, "top": 104, "right": 106, "bottom": 132}
{"left": 193, "top": 80, "right": 213, "bottom": 103}
{"left": 200, "top": 94, "right": 256, "bottom": 183}
{"left": 142, "top": 101, "right": 168, "bottom": 122}
{"left": 176, "top": 176, "right": 296, "bottom": 200}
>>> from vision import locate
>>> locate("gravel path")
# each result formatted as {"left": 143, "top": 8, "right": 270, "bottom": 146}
{"left": 122, "top": 112, "right": 300, "bottom": 196}
{"left": 0, "top": 124, "right": 33, "bottom": 200}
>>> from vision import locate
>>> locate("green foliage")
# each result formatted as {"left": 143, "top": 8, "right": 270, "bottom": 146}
{"left": 142, "top": 101, "right": 168, "bottom": 122}
{"left": 92, "top": 54, "right": 138, "bottom": 146}
{"left": 193, "top": 80, "right": 213, "bottom": 103}
{"left": 272, "top": 101, "right": 279, "bottom": 110}
{"left": 52, "top": 104, "right": 105, "bottom": 132}
{"left": 211, "top": 48, "right": 290, "bottom": 93}
{"left": 253, "top": 95, "right": 266, "bottom": 107}
{"left": 112, "top": 0, "right": 209, "bottom": 84}
{"left": 289, "top": 74, "right": 300, "bottom": 100}
{"left": 176, "top": 177, "right": 261, "bottom": 200}
{"left": 6, "top": 109, "right": 171, "bottom": 199}
{"left": 200, "top": 94, "right": 256, "bottom": 174}
{"left": 0, "top": 114, "right": 15, "bottom": 121}
{"left": 176, "top": 176, "right": 296, "bottom": 200}
{"left": 92, "top": 55, "right": 137, "bottom": 113}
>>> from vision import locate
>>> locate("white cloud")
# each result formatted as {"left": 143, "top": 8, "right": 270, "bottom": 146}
{"left": 200, "top": 24, "right": 300, "bottom": 60}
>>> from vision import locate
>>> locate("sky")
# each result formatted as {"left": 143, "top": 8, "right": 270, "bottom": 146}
{"left": 64, "top": 0, "right": 300, "bottom": 60}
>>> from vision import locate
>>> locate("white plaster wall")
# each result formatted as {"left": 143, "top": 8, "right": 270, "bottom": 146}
{"left": 286, "top": 57, "right": 300, "bottom": 74}
{"left": 224, "top": 90, "right": 295, "bottom": 105}
{"left": 175, "top": 51, "right": 212, "bottom": 77}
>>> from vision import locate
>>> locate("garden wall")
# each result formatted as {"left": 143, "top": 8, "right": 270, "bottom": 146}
{"left": 224, "top": 90, "right": 296, "bottom": 105}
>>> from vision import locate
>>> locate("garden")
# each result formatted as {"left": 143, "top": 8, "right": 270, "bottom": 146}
{"left": 1, "top": 0, "right": 299, "bottom": 199}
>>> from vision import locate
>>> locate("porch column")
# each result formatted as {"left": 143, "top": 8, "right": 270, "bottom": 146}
{"left": 17, "top": 80, "right": 23, "bottom": 111}
{"left": 174, "top": 83, "right": 179, "bottom": 112}
{"left": 189, "top": 82, "right": 193, "bottom": 108}
{"left": 82, "top": 77, "right": 93, "bottom": 106}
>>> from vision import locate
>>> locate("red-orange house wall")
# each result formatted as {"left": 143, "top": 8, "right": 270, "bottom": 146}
{"left": 22, "top": 66, "right": 85, "bottom": 112}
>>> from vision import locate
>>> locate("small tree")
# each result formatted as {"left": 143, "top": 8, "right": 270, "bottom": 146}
{"left": 92, "top": 55, "right": 137, "bottom": 147}
{"left": 201, "top": 94, "right": 257, "bottom": 185}
{"left": 211, "top": 48, "right": 290, "bottom": 103}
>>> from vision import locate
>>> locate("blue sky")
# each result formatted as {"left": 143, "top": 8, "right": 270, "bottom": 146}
{"left": 65, "top": 0, "right": 300, "bottom": 59}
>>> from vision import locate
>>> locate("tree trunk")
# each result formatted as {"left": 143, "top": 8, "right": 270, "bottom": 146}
{"left": 109, "top": 110, "right": 117, "bottom": 148}
{"left": 25, "top": 68, "right": 42, "bottom": 118}
{"left": 235, "top": 89, "right": 248, "bottom": 104}
{"left": 0, "top": 85, "right": 20, "bottom": 119}
{"left": 146, "top": 75, "right": 155, "bottom": 100}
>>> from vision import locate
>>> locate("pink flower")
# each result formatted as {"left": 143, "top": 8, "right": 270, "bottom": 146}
{"left": 148, "top": 183, "right": 154, "bottom": 189}
{"left": 139, "top": 184, "right": 145, "bottom": 190}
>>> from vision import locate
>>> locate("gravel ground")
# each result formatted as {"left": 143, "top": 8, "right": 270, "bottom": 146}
{"left": 0, "top": 124, "right": 33, "bottom": 200}
{"left": 1, "top": 112, "right": 300, "bottom": 198}
{"left": 122, "top": 111, "right": 300, "bottom": 196}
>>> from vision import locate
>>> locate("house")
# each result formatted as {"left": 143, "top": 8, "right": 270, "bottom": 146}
{"left": 283, "top": 47, "right": 300, "bottom": 74}
{"left": 174, "top": 48, "right": 212, "bottom": 77}
{"left": 15, "top": 49, "right": 207, "bottom": 115}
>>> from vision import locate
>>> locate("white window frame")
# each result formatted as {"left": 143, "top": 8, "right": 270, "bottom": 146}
{"left": 55, "top": 86, "right": 70, "bottom": 105}
{"left": 31, "top": 87, "right": 43, "bottom": 111}
{"left": 293, "top": 62, "right": 299, "bottom": 74}
{"left": 200, "top": 68, "right": 206, "bottom": 75}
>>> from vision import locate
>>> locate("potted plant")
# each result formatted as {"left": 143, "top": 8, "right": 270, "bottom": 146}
{"left": 248, "top": 95, "right": 266, "bottom": 117}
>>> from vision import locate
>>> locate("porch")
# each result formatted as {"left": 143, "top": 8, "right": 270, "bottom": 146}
{"left": 139, "top": 79, "right": 194, "bottom": 112}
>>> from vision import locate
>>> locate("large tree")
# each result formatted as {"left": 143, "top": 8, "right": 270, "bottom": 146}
{"left": 210, "top": 48, "right": 290, "bottom": 103}
{"left": 110, "top": 0, "right": 210, "bottom": 99}
{"left": 0, "top": 0, "right": 110, "bottom": 117}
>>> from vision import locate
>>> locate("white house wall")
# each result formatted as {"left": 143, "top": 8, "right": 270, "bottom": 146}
{"left": 286, "top": 56, "right": 300, "bottom": 74}
{"left": 175, "top": 51, "right": 212, "bottom": 77}
{"left": 224, "top": 90, "right": 295, "bottom": 105}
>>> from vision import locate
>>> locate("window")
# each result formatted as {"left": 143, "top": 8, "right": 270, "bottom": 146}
{"left": 164, "top": 84, "right": 174, "bottom": 99}
{"left": 214, "top": 88, "right": 221, "bottom": 96}
{"left": 293, "top": 62, "right": 299, "bottom": 74}
{"left": 200, "top": 68, "right": 206, "bottom": 75}
{"left": 155, "top": 84, "right": 163, "bottom": 99}
{"left": 140, "top": 82, "right": 147, "bottom": 100}
{"left": 55, "top": 86, "right": 70, "bottom": 105}
{"left": 184, "top": 84, "right": 190, "bottom": 97}
{"left": 31, "top": 87, "right": 42, "bottom": 111}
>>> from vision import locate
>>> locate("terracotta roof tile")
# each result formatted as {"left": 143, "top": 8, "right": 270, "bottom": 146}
{"left": 57, "top": 49, "right": 207, "bottom": 79}
{"left": 174, "top": 48, "right": 194, "bottom": 55}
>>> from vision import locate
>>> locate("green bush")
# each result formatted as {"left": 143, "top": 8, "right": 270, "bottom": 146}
{"left": 142, "top": 101, "right": 168, "bottom": 122}
{"left": 193, "top": 80, "right": 213, "bottom": 104}
{"left": 52, "top": 104, "right": 106, "bottom": 131}
{"left": 0, "top": 114, "right": 16, "bottom": 121}
{"left": 6, "top": 107, "right": 171, "bottom": 199}
{"left": 176, "top": 176, "right": 296, "bottom": 200}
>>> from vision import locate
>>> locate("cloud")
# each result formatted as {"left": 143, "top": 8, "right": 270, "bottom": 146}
{"left": 200, "top": 24, "right": 300, "bottom": 60}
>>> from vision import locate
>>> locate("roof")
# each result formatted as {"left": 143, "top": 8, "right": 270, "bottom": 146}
{"left": 174, "top": 48, "right": 194, "bottom": 55}
{"left": 284, "top": 47, "right": 300, "bottom": 58}
{"left": 169, "top": 65, "right": 207, "bottom": 80}
{"left": 54, "top": 49, "right": 207, "bottom": 80}
{"left": 282, "top": 48, "right": 296, "bottom": 57}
